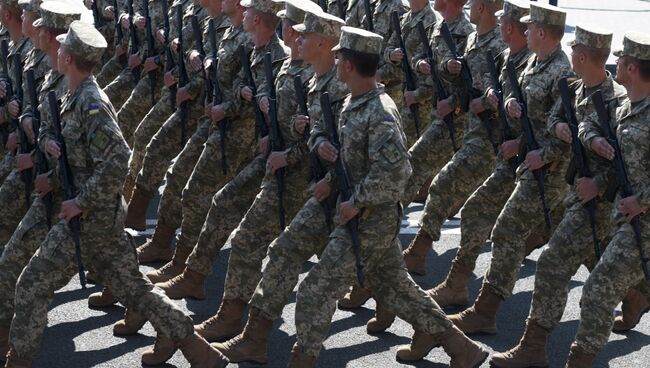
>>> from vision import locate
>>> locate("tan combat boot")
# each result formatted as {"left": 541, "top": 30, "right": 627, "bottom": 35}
{"left": 156, "top": 268, "right": 207, "bottom": 300}
{"left": 403, "top": 229, "right": 434, "bottom": 276}
{"left": 287, "top": 344, "right": 317, "bottom": 368}
{"left": 146, "top": 244, "right": 192, "bottom": 283}
{"left": 565, "top": 343, "right": 594, "bottom": 368}
{"left": 195, "top": 299, "right": 246, "bottom": 342}
{"left": 125, "top": 185, "right": 153, "bottom": 231}
{"left": 88, "top": 287, "right": 119, "bottom": 308}
{"left": 123, "top": 173, "right": 136, "bottom": 203}
{"left": 212, "top": 307, "right": 273, "bottom": 363}
{"left": 448, "top": 284, "right": 502, "bottom": 334}
{"left": 613, "top": 288, "right": 650, "bottom": 332}
{"left": 0, "top": 325, "right": 8, "bottom": 361}
{"left": 179, "top": 332, "right": 229, "bottom": 368}
{"left": 141, "top": 334, "right": 177, "bottom": 366}
{"left": 413, "top": 176, "right": 433, "bottom": 203}
{"left": 113, "top": 309, "right": 147, "bottom": 336}
{"left": 426, "top": 260, "right": 471, "bottom": 307}
{"left": 366, "top": 303, "right": 396, "bottom": 334}
{"left": 490, "top": 319, "right": 549, "bottom": 367}
{"left": 396, "top": 325, "right": 488, "bottom": 366}
{"left": 338, "top": 285, "right": 372, "bottom": 309}
{"left": 137, "top": 221, "right": 176, "bottom": 264}
{"left": 4, "top": 349, "right": 31, "bottom": 368}
{"left": 524, "top": 231, "right": 548, "bottom": 257}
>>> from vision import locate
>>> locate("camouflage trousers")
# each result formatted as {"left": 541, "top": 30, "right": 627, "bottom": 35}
{"left": 96, "top": 55, "right": 125, "bottom": 88}
{"left": 529, "top": 197, "right": 613, "bottom": 330}
{"left": 484, "top": 167, "right": 569, "bottom": 298}
{"left": 126, "top": 87, "right": 174, "bottom": 182}
{"left": 116, "top": 69, "right": 164, "bottom": 147}
{"left": 103, "top": 67, "right": 138, "bottom": 112}
{"left": 420, "top": 138, "right": 496, "bottom": 241}
{"left": 574, "top": 216, "right": 650, "bottom": 355}
{"left": 400, "top": 102, "right": 433, "bottom": 147}
{"left": 401, "top": 112, "right": 466, "bottom": 205}
{"left": 222, "top": 165, "right": 311, "bottom": 302}
{"left": 0, "top": 153, "right": 14, "bottom": 184}
{"left": 295, "top": 202, "right": 452, "bottom": 357}
{"left": 0, "top": 168, "right": 30, "bottom": 247}
{"left": 455, "top": 161, "right": 515, "bottom": 270}
{"left": 9, "top": 223, "right": 194, "bottom": 360}
{"left": 185, "top": 154, "right": 266, "bottom": 276}
{"left": 135, "top": 102, "right": 203, "bottom": 195}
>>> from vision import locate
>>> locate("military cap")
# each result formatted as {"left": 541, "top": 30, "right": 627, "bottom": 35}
{"left": 33, "top": 1, "right": 82, "bottom": 29}
{"left": 17, "top": 0, "right": 41, "bottom": 12}
{"left": 613, "top": 31, "right": 650, "bottom": 61}
{"left": 332, "top": 26, "right": 383, "bottom": 56}
{"left": 495, "top": 0, "right": 529, "bottom": 22}
{"left": 274, "top": 0, "right": 321, "bottom": 24}
{"left": 566, "top": 24, "right": 612, "bottom": 50}
{"left": 292, "top": 9, "right": 344, "bottom": 41}
{"left": 0, "top": 0, "right": 20, "bottom": 8}
{"left": 520, "top": 2, "right": 566, "bottom": 27}
{"left": 240, "top": 0, "right": 283, "bottom": 16}
{"left": 56, "top": 20, "right": 107, "bottom": 63}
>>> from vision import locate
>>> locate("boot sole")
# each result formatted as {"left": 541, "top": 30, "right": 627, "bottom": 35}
{"left": 612, "top": 307, "right": 650, "bottom": 333}
{"left": 490, "top": 362, "right": 548, "bottom": 368}
{"left": 472, "top": 350, "right": 489, "bottom": 368}
{"left": 141, "top": 348, "right": 178, "bottom": 366}
{"left": 337, "top": 298, "right": 371, "bottom": 310}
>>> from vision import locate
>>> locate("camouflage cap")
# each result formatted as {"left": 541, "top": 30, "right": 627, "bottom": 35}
{"left": 566, "top": 24, "right": 612, "bottom": 49}
{"left": 240, "top": 0, "right": 284, "bottom": 16}
{"left": 332, "top": 26, "right": 383, "bottom": 56}
{"left": 613, "top": 31, "right": 650, "bottom": 61}
{"left": 33, "top": 0, "right": 82, "bottom": 29}
{"left": 0, "top": 0, "right": 20, "bottom": 8}
{"left": 494, "top": 0, "right": 529, "bottom": 22}
{"left": 292, "top": 9, "right": 344, "bottom": 41}
{"left": 520, "top": 2, "right": 566, "bottom": 27}
{"left": 274, "top": 0, "right": 321, "bottom": 24}
{"left": 56, "top": 20, "right": 107, "bottom": 63}
{"left": 17, "top": 0, "right": 41, "bottom": 12}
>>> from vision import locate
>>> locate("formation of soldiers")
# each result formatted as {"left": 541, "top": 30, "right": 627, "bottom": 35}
{"left": 0, "top": 0, "right": 648, "bottom": 365}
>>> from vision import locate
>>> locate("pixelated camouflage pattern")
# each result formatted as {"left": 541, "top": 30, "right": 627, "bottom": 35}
{"left": 332, "top": 26, "right": 383, "bottom": 56}
{"left": 613, "top": 31, "right": 650, "bottom": 61}
{"left": 57, "top": 21, "right": 107, "bottom": 64}
{"left": 293, "top": 10, "right": 345, "bottom": 41}
{"left": 520, "top": 2, "right": 566, "bottom": 27}
{"left": 566, "top": 24, "right": 613, "bottom": 50}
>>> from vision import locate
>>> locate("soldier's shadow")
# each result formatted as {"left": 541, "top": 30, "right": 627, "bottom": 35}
{"left": 600, "top": 330, "right": 650, "bottom": 367}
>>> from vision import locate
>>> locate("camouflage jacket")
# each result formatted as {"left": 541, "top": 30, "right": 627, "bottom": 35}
{"left": 19, "top": 48, "right": 49, "bottom": 123}
{"left": 1, "top": 37, "right": 32, "bottom": 123}
{"left": 345, "top": 0, "right": 368, "bottom": 28}
{"left": 214, "top": 23, "right": 253, "bottom": 120}
{"left": 33, "top": 70, "right": 68, "bottom": 170}
{"left": 370, "top": 0, "right": 409, "bottom": 89}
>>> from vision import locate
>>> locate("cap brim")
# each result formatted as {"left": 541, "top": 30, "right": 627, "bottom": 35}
{"left": 494, "top": 9, "right": 504, "bottom": 17}
{"left": 566, "top": 38, "right": 577, "bottom": 47}
{"left": 32, "top": 18, "right": 43, "bottom": 27}
{"left": 240, "top": 0, "right": 253, "bottom": 7}
{"left": 331, "top": 43, "right": 342, "bottom": 52}
{"left": 292, "top": 23, "right": 306, "bottom": 33}
{"left": 613, "top": 49, "right": 624, "bottom": 57}
{"left": 277, "top": 9, "right": 286, "bottom": 17}
{"left": 55, "top": 33, "right": 67, "bottom": 43}
{"left": 520, "top": 15, "right": 532, "bottom": 23}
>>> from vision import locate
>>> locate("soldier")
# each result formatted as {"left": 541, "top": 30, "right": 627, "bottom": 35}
{"left": 3, "top": 20, "right": 228, "bottom": 368}
{"left": 448, "top": 2, "right": 572, "bottom": 335}
{"left": 564, "top": 31, "right": 650, "bottom": 367}
{"left": 489, "top": 23, "right": 627, "bottom": 367}
{"left": 95, "top": 0, "right": 129, "bottom": 88}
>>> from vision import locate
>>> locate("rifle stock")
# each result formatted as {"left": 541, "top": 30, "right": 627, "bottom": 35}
{"left": 208, "top": 19, "right": 227, "bottom": 175}
{"left": 392, "top": 11, "right": 421, "bottom": 138}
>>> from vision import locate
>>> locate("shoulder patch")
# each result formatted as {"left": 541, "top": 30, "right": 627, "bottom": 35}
{"left": 90, "top": 128, "right": 112, "bottom": 151}
{"left": 382, "top": 117, "right": 395, "bottom": 125}
{"left": 87, "top": 105, "right": 100, "bottom": 115}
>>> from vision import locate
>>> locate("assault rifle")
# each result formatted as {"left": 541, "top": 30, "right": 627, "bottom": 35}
{"left": 392, "top": 11, "right": 421, "bottom": 138}
{"left": 113, "top": 0, "right": 126, "bottom": 67}
{"left": 91, "top": 0, "right": 105, "bottom": 28}
{"left": 208, "top": 19, "right": 227, "bottom": 175}
{"left": 161, "top": 0, "right": 176, "bottom": 111}
{"left": 177, "top": 8, "right": 189, "bottom": 146}
{"left": 127, "top": 0, "right": 140, "bottom": 83}
{"left": 239, "top": 45, "right": 269, "bottom": 138}
{"left": 363, "top": 0, "right": 373, "bottom": 31}
{"left": 190, "top": 14, "right": 207, "bottom": 105}
{"left": 0, "top": 40, "right": 10, "bottom": 149}
{"left": 12, "top": 54, "right": 31, "bottom": 209}
{"left": 142, "top": 0, "right": 156, "bottom": 107}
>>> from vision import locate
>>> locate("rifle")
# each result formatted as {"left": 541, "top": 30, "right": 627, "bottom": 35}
{"left": 416, "top": 21, "right": 458, "bottom": 152}
{"left": 363, "top": 0, "right": 373, "bottom": 31}
{"left": 12, "top": 54, "right": 31, "bottom": 209}
{"left": 160, "top": 0, "right": 176, "bottom": 111}
{"left": 113, "top": 0, "right": 126, "bottom": 67}
{"left": 485, "top": 49, "right": 517, "bottom": 172}
{"left": 127, "top": 0, "right": 140, "bottom": 83}
{"left": 26, "top": 69, "right": 53, "bottom": 228}
{"left": 337, "top": 0, "right": 346, "bottom": 21}
{"left": 440, "top": 22, "right": 499, "bottom": 154}
{"left": 190, "top": 14, "right": 207, "bottom": 105}
{"left": 208, "top": 19, "right": 227, "bottom": 175}
{"left": 263, "top": 52, "right": 286, "bottom": 230}
{"left": 294, "top": 75, "right": 332, "bottom": 232}
{"left": 47, "top": 91, "right": 87, "bottom": 289}
{"left": 0, "top": 40, "right": 10, "bottom": 148}
{"left": 319, "top": 0, "right": 327, "bottom": 12}
{"left": 392, "top": 11, "right": 421, "bottom": 138}
{"left": 239, "top": 45, "right": 269, "bottom": 138}
{"left": 321, "top": 92, "right": 364, "bottom": 287}
{"left": 91, "top": 0, "right": 105, "bottom": 28}
{"left": 592, "top": 90, "right": 649, "bottom": 280}
{"left": 177, "top": 7, "right": 189, "bottom": 146}
{"left": 505, "top": 60, "right": 552, "bottom": 229}
{"left": 142, "top": 0, "right": 156, "bottom": 107}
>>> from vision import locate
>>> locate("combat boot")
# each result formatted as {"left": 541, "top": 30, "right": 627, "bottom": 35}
{"left": 366, "top": 303, "right": 396, "bottom": 333}
{"left": 0, "top": 325, "right": 8, "bottom": 361}
{"left": 157, "top": 268, "right": 207, "bottom": 300}
{"left": 212, "top": 307, "right": 273, "bottom": 363}
{"left": 524, "top": 231, "right": 547, "bottom": 257}
{"left": 613, "top": 288, "right": 650, "bottom": 332}
{"left": 125, "top": 185, "right": 153, "bottom": 231}
{"left": 448, "top": 284, "right": 502, "bottom": 334}
{"left": 141, "top": 334, "right": 177, "bottom": 366}
{"left": 4, "top": 349, "right": 31, "bottom": 368}
{"left": 338, "top": 285, "right": 372, "bottom": 309}
{"left": 564, "top": 343, "right": 594, "bottom": 368}
{"left": 287, "top": 344, "right": 317, "bottom": 368}
{"left": 195, "top": 299, "right": 246, "bottom": 342}
{"left": 137, "top": 221, "right": 176, "bottom": 264}
{"left": 426, "top": 260, "right": 471, "bottom": 307}
{"left": 396, "top": 325, "right": 488, "bottom": 366}
{"left": 123, "top": 173, "right": 136, "bottom": 203}
{"left": 490, "top": 319, "right": 549, "bottom": 367}
{"left": 178, "top": 332, "right": 229, "bottom": 368}
{"left": 403, "top": 229, "right": 433, "bottom": 276}
{"left": 413, "top": 176, "right": 433, "bottom": 203}
{"left": 88, "top": 287, "right": 118, "bottom": 308}
{"left": 113, "top": 309, "right": 147, "bottom": 336}
{"left": 146, "top": 244, "right": 191, "bottom": 283}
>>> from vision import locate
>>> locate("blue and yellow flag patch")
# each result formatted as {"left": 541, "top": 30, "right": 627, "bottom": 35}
{"left": 382, "top": 117, "right": 395, "bottom": 125}
{"left": 87, "top": 105, "right": 100, "bottom": 115}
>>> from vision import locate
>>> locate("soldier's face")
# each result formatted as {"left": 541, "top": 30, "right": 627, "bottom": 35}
{"left": 298, "top": 33, "right": 318, "bottom": 64}
{"left": 469, "top": 0, "right": 481, "bottom": 25}
{"left": 222, "top": 0, "right": 236, "bottom": 15}
{"left": 525, "top": 24, "right": 541, "bottom": 51}
{"left": 21, "top": 11, "right": 39, "bottom": 47}
{"left": 243, "top": 8, "right": 255, "bottom": 32}
{"left": 57, "top": 46, "right": 69, "bottom": 74}
{"left": 615, "top": 57, "right": 631, "bottom": 86}
{"left": 433, "top": 0, "right": 445, "bottom": 12}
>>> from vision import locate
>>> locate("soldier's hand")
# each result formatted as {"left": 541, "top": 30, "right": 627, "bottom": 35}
{"left": 318, "top": 141, "right": 338, "bottom": 162}
{"left": 115, "top": 45, "right": 126, "bottom": 58}
{"left": 389, "top": 49, "right": 403, "bottom": 63}
{"left": 554, "top": 122, "right": 572, "bottom": 143}
{"left": 404, "top": 90, "right": 416, "bottom": 107}
{"left": 176, "top": 88, "right": 191, "bottom": 106}
{"left": 8, "top": 99, "right": 20, "bottom": 118}
{"left": 156, "top": 29, "right": 166, "bottom": 44}
{"left": 469, "top": 97, "right": 485, "bottom": 114}
{"left": 189, "top": 51, "right": 202, "bottom": 71}
{"left": 143, "top": 56, "right": 159, "bottom": 72}
{"left": 6, "top": 132, "right": 17, "bottom": 153}
{"left": 590, "top": 137, "right": 615, "bottom": 161}
{"left": 436, "top": 98, "right": 453, "bottom": 117}
{"left": 46, "top": 140, "right": 61, "bottom": 159}
{"left": 35, "top": 173, "right": 52, "bottom": 198}
{"left": 417, "top": 59, "right": 431, "bottom": 75}
{"left": 259, "top": 96, "right": 270, "bottom": 114}
{"left": 505, "top": 98, "right": 522, "bottom": 119}
{"left": 84, "top": 0, "right": 92, "bottom": 9}
{"left": 21, "top": 117, "right": 35, "bottom": 144}
{"left": 339, "top": 200, "right": 360, "bottom": 225}
{"left": 104, "top": 6, "right": 115, "bottom": 19}
{"left": 313, "top": 178, "right": 331, "bottom": 202}
{"left": 267, "top": 151, "right": 288, "bottom": 174}
{"left": 120, "top": 14, "right": 130, "bottom": 30}
{"left": 210, "top": 104, "right": 225, "bottom": 123}
{"left": 618, "top": 196, "right": 645, "bottom": 223}
{"left": 446, "top": 59, "right": 462, "bottom": 75}
{"left": 524, "top": 150, "right": 544, "bottom": 171}
{"left": 0, "top": 81, "right": 6, "bottom": 98}
{"left": 128, "top": 54, "right": 142, "bottom": 69}
{"left": 240, "top": 86, "right": 253, "bottom": 102}
{"left": 60, "top": 199, "right": 82, "bottom": 222}
{"left": 164, "top": 71, "right": 176, "bottom": 87}
{"left": 134, "top": 15, "right": 146, "bottom": 29}
{"left": 294, "top": 115, "right": 309, "bottom": 135}
{"left": 486, "top": 88, "right": 498, "bottom": 110}
{"left": 576, "top": 177, "right": 598, "bottom": 204}
{"left": 204, "top": 57, "right": 214, "bottom": 72}
{"left": 501, "top": 139, "right": 519, "bottom": 160}
{"left": 258, "top": 136, "right": 269, "bottom": 154}
{"left": 16, "top": 153, "right": 34, "bottom": 171}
